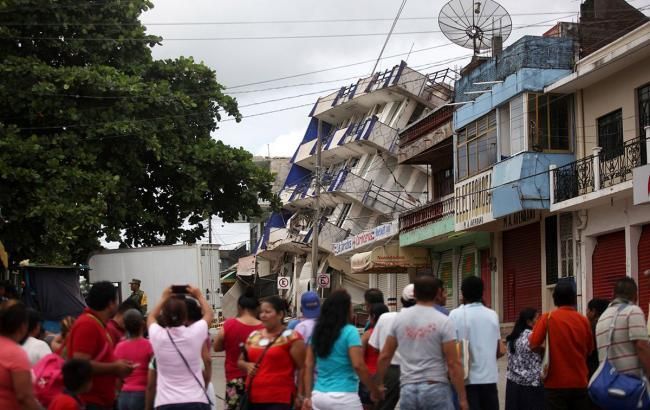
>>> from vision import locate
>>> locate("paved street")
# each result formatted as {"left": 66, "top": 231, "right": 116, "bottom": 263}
{"left": 211, "top": 353, "right": 509, "bottom": 409}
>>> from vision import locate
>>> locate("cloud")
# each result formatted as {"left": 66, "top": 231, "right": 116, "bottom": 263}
{"left": 256, "top": 129, "right": 304, "bottom": 157}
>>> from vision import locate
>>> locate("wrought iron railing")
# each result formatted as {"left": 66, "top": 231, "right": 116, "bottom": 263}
{"left": 599, "top": 136, "right": 646, "bottom": 188}
{"left": 553, "top": 155, "right": 595, "bottom": 203}
{"left": 399, "top": 196, "right": 455, "bottom": 232}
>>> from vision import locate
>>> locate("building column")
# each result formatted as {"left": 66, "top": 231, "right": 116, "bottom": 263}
{"left": 493, "top": 231, "right": 504, "bottom": 320}
{"left": 627, "top": 224, "right": 642, "bottom": 283}
{"left": 581, "top": 234, "right": 597, "bottom": 307}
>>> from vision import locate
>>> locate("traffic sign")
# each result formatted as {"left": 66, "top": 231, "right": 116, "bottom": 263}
{"left": 317, "top": 273, "right": 330, "bottom": 289}
{"left": 277, "top": 276, "right": 291, "bottom": 290}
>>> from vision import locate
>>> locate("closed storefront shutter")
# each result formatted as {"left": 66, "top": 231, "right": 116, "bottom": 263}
{"left": 637, "top": 225, "right": 650, "bottom": 317}
{"left": 457, "top": 246, "right": 477, "bottom": 305}
{"left": 592, "top": 230, "right": 626, "bottom": 300}
{"left": 503, "top": 223, "right": 542, "bottom": 323}
{"left": 396, "top": 274, "right": 411, "bottom": 311}
{"left": 437, "top": 251, "right": 455, "bottom": 311}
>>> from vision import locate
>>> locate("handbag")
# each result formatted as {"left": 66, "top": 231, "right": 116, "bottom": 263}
{"left": 541, "top": 312, "right": 551, "bottom": 380}
{"left": 238, "top": 330, "right": 285, "bottom": 410}
{"left": 166, "top": 329, "right": 214, "bottom": 407}
{"left": 588, "top": 303, "right": 650, "bottom": 410}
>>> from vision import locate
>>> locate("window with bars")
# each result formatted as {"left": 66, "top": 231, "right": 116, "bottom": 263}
{"left": 527, "top": 94, "right": 572, "bottom": 152}
{"left": 598, "top": 109, "right": 623, "bottom": 160}
{"left": 559, "top": 213, "right": 574, "bottom": 278}
{"left": 639, "top": 84, "right": 650, "bottom": 134}
{"left": 456, "top": 111, "right": 498, "bottom": 180}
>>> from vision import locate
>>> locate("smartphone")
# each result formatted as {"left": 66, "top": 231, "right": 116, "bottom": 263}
{"left": 171, "top": 285, "right": 189, "bottom": 294}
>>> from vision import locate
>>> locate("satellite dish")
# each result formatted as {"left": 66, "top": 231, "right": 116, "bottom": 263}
{"left": 439, "top": 0, "right": 512, "bottom": 56}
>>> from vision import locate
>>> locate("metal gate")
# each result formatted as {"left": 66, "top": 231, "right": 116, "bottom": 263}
{"left": 592, "top": 230, "right": 626, "bottom": 300}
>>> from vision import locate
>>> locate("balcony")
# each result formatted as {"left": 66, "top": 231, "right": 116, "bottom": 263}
{"left": 304, "top": 220, "right": 349, "bottom": 252}
{"left": 551, "top": 136, "right": 648, "bottom": 210}
{"left": 400, "top": 196, "right": 454, "bottom": 232}
{"left": 398, "top": 105, "right": 454, "bottom": 165}
{"left": 281, "top": 169, "right": 420, "bottom": 215}
{"left": 310, "top": 64, "right": 455, "bottom": 123}
{"left": 294, "top": 117, "right": 399, "bottom": 170}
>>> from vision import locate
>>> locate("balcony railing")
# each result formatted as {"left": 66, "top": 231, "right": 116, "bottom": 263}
{"left": 399, "top": 196, "right": 455, "bottom": 232}
{"left": 552, "top": 136, "right": 647, "bottom": 204}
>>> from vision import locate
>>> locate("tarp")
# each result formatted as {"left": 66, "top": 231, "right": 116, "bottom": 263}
{"left": 351, "top": 245, "right": 431, "bottom": 274}
{"left": 21, "top": 266, "right": 86, "bottom": 321}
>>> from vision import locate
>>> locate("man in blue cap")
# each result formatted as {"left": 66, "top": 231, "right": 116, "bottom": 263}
{"left": 294, "top": 291, "right": 321, "bottom": 342}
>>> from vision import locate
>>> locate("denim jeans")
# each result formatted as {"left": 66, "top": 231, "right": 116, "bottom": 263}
{"left": 400, "top": 382, "right": 455, "bottom": 410}
{"left": 118, "top": 391, "right": 145, "bottom": 410}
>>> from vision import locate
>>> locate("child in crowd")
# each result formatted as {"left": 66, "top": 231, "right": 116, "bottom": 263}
{"left": 113, "top": 309, "right": 154, "bottom": 410}
{"left": 48, "top": 359, "right": 92, "bottom": 410}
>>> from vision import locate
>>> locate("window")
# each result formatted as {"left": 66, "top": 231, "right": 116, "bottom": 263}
{"left": 597, "top": 109, "right": 623, "bottom": 160}
{"left": 456, "top": 111, "right": 497, "bottom": 180}
{"left": 528, "top": 94, "right": 571, "bottom": 151}
{"left": 639, "top": 84, "right": 650, "bottom": 133}
{"left": 434, "top": 168, "right": 454, "bottom": 200}
{"left": 559, "top": 213, "right": 574, "bottom": 278}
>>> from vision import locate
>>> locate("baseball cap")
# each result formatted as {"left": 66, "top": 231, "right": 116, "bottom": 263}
{"left": 402, "top": 284, "right": 415, "bottom": 302}
{"left": 301, "top": 291, "right": 321, "bottom": 319}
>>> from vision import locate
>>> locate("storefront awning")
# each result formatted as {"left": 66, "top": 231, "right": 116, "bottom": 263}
{"left": 351, "top": 244, "right": 430, "bottom": 274}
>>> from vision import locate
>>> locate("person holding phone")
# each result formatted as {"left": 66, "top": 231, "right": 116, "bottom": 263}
{"left": 147, "top": 285, "right": 214, "bottom": 410}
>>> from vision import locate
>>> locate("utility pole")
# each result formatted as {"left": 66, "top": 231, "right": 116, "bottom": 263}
{"left": 311, "top": 119, "right": 322, "bottom": 290}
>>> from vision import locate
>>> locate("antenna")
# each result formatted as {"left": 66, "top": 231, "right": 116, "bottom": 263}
{"left": 438, "top": 0, "right": 512, "bottom": 57}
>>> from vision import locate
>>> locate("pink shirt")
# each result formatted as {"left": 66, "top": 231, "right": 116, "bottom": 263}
{"left": 0, "top": 335, "right": 31, "bottom": 409}
{"left": 114, "top": 338, "right": 154, "bottom": 392}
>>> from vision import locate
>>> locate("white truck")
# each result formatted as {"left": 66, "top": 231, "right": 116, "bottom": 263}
{"left": 88, "top": 244, "right": 222, "bottom": 312}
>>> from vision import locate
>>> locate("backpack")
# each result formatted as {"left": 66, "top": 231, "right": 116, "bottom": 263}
{"left": 32, "top": 353, "right": 65, "bottom": 407}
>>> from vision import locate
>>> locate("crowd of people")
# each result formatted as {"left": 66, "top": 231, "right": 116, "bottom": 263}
{"left": 1, "top": 275, "right": 650, "bottom": 410}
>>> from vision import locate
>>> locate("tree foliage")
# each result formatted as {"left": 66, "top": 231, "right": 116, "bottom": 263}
{"left": 0, "top": 0, "right": 277, "bottom": 264}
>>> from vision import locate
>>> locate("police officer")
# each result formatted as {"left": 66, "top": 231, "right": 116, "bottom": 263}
{"left": 126, "top": 278, "right": 148, "bottom": 314}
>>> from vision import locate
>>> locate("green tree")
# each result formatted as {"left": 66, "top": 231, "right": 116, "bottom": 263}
{"left": 0, "top": 0, "right": 276, "bottom": 264}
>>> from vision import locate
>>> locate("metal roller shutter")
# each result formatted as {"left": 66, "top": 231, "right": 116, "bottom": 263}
{"left": 503, "top": 223, "right": 542, "bottom": 323}
{"left": 637, "top": 225, "right": 650, "bottom": 317}
{"left": 592, "top": 231, "right": 626, "bottom": 300}
{"left": 396, "top": 274, "right": 411, "bottom": 311}
{"left": 437, "top": 251, "right": 455, "bottom": 311}
{"left": 457, "top": 246, "right": 477, "bottom": 305}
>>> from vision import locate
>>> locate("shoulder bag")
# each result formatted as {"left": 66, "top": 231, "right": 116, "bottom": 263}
{"left": 238, "top": 330, "right": 285, "bottom": 410}
{"left": 588, "top": 304, "right": 650, "bottom": 410}
{"left": 456, "top": 305, "right": 471, "bottom": 380}
{"left": 541, "top": 312, "right": 551, "bottom": 380}
{"left": 166, "top": 329, "right": 214, "bottom": 407}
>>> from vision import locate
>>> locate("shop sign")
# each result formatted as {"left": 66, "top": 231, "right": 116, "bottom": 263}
{"left": 332, "top": 220, "right": 398, "bottom": 256}
{"left": 501, "top": 210, "right": 540, "bottom": 231}
{"left": 454, "top": 170, "right": 495, "bottom": 231}
{"left": 633, "top": 165, "right": 650, "bottom": 205}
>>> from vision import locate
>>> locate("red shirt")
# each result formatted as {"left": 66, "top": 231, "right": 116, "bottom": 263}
{"left": 48, "top": 394, "right": 82, "bottom": 410}
{"left": 246, "top": 329, "right": 303, "bottom": 404}
{"left": 114, "top": 338, "right": 153, "bottom": 392}
{"left": 106, "top": 319, "right": 125, "bottom": 345}
{"left": 67, "top": 309, "right": 116, "bottom": 406}
{"left": 363, "top": 328, "right": 380, "bottom": 374}
{"left": 529, "top": 306, "right": 594, "bottom": 389}
{"left": 223, "top": 318, "right": 263, "bottom": 381}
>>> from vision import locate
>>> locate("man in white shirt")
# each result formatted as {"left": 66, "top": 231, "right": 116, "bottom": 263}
{"left": 369, "top": 284, "right": 415, "bottom": 410}
{"left": 22, "top": 309, "right": 51, "bottom": 365}
{"left": 449, "top": 276, "right": 503, "bottom": 410}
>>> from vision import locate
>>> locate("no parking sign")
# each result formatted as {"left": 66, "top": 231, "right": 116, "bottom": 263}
{"left": 317, "top": 273, "right": 330, "bottom": 289}
{"left": 277, "top": 276, "right": 291, "bottom": 290}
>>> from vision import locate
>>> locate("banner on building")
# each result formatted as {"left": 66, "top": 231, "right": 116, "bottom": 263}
{"left": 332, "top": 220, "right": 398, "bottom": 256}
{"left": 351, "top": 244, "right": 430, "bottom": 274}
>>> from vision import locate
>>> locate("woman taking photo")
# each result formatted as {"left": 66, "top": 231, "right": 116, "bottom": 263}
{"left": 504, "top": 308, "right": 543, "bottom": 410}
{"left": 214, "top": 290, "right": 263, "bottom": 410}
{"left": 238, "top": 296, "right": 305, "bottom": 410}
{"left": 147, "top": 286, "right": 214, "bottom": 410}
{"left": 0, "top": 301, "right": 41, "bottom": 410}
{"left": 303, "top": 290, "right": 380, "bottom": 410}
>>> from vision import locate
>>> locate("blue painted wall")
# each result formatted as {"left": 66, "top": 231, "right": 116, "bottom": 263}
{"left": 455, "top": 36, "right": 574, "bottom": 103}
{"left": 491, "top": 152, "right": 575, "bottom": 218}
{"left": 454, "top": 68, "right": 572, "bottom": 130}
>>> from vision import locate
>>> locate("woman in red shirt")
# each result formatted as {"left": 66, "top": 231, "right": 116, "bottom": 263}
{"left": 214, "top": 291, "right": 263, "bottom": 410}
{"left": 360, "top": 303, "right": 388, "bottom": 409}
{"left": 238, "top": 296, "right": 306, "bottom": 410}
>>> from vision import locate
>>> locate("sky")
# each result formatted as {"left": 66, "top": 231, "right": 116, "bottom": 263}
{"left": 137, "top": 0, "right": 648, "bottom": 250}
